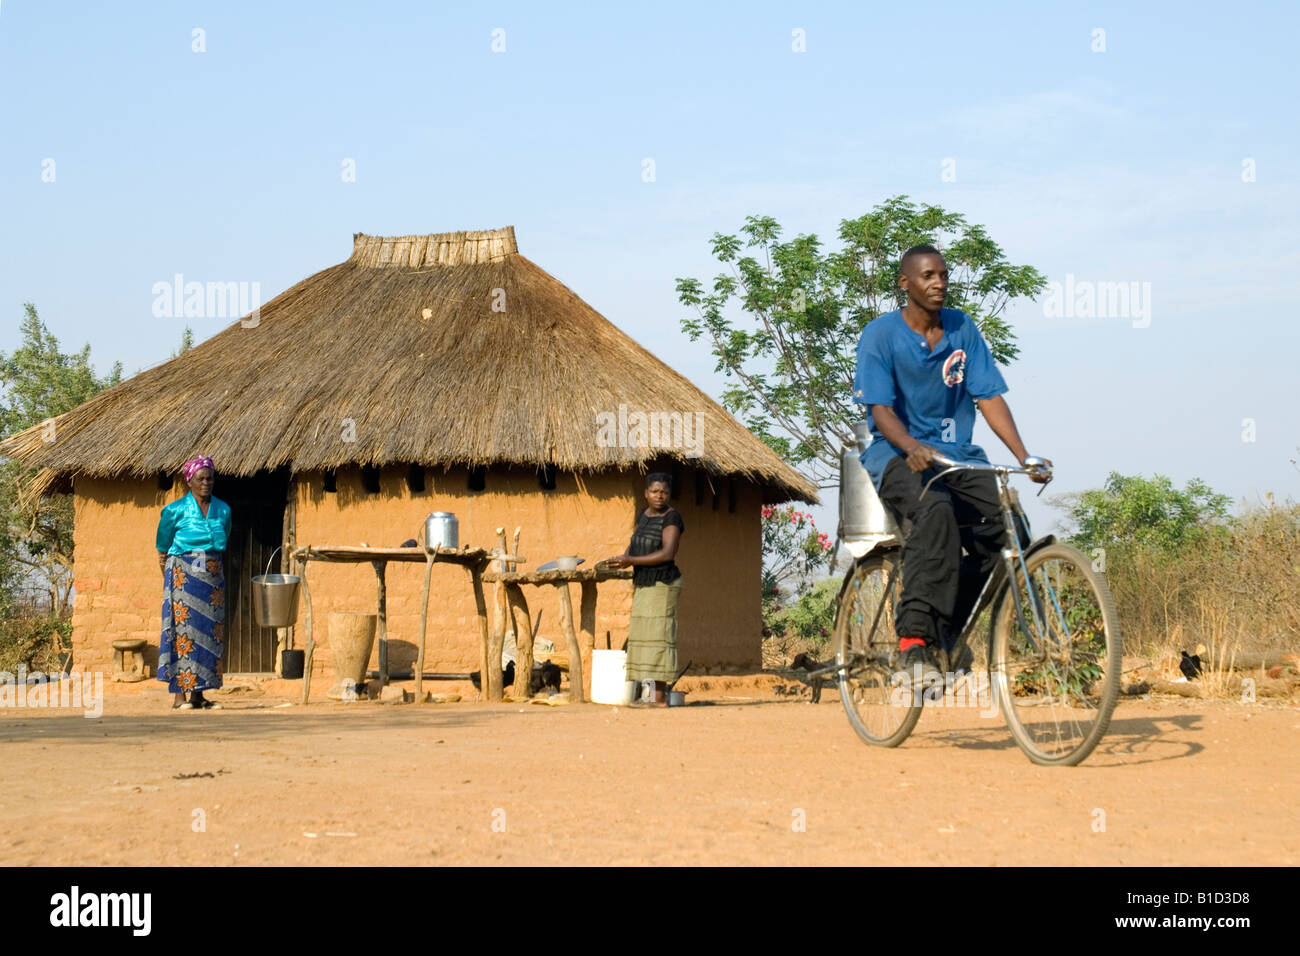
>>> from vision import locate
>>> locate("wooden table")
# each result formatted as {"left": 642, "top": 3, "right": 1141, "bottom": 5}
{"left": 290, "top": 545, "right": 517, "bottom": 705}
{"left": 480, "top": 567, "right": 632, "bottom": 703}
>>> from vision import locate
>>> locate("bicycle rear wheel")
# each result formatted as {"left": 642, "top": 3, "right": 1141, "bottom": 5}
{"left": 834, "top": 551, "right": 921, "bottom": 747}
{"left": 989, "top": 543, "right": 1120, "bottom": 766}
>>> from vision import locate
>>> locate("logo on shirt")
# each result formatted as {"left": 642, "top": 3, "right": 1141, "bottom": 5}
{"left": 942, "top": 349, "right": 967, "bottom": 387}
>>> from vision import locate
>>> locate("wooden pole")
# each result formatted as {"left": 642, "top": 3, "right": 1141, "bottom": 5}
{"left": 508, "top": 583, "right": 533, "bottom": 694}
{"left": 502, "top": 527, "right": 521, "bottom": 670}
{"left": 507, "top": 527, "right": 530, "bottom": 694}
{"left": 556, "top": 581, "right": 584, "bottom": 703}
{"left": 373, "top": 561, "right": 388, "bottom": 686}
{"left": 579, "top": 581, "right": 598, "bottom": 702}
{"left": 469, "top": 561, "right": 490, "bottom": 703}
{"left": 277, "top": 478, "right": 297, "bottom": 676}
{"left": 487, "top": 529, "right": 508, "bottom": 700}
{"left": 298, "top": 552, "right": 315, "bottom": 705}
{"left": 415, "top": 549, "right": 435, "bottom": 701}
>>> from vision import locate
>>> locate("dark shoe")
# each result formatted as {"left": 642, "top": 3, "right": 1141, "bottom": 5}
{"left": 897, "top": 644, "right": 942, "bottom": 691}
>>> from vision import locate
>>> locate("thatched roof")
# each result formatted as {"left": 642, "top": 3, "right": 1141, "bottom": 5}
{"left": 2, "top": 228, "right": 817, "bottom": 504}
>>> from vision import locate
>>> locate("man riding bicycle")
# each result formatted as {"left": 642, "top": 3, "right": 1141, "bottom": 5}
{"left": 852, "top": 244, "right": 1051, "bottom": 687}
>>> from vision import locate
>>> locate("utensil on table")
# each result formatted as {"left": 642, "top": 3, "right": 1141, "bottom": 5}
{"left": 536, "top": 557, "right": 585, "bottom": 572}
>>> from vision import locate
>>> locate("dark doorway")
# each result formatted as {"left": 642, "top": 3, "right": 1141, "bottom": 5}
{"left": 218, "top": 468, "right": 289, "bottom": 674}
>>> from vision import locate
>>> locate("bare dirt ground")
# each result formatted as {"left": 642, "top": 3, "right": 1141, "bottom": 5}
{"left": 1, "top": 675, "right": 1296, "bottom": 866}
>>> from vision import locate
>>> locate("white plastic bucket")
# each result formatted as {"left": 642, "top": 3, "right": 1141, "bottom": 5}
{"left": 591, "top": 649, "right": 636, "bottom": 705}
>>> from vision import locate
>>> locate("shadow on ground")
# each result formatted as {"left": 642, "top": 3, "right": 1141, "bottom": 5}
{"left": 903, "top": 711, "right": 1205, "bottom": 764}
{"left": 0, "top": 705, "right": 504, "bottom": 744}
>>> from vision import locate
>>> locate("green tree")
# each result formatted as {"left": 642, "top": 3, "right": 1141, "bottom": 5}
{"left": 0, "top": 303, "right": 122, "bottom": 616}
{"left": 171, "top": 326, "right": 194, "bottom": 358}
{"left": 1051, "top": 472, "right": 1232, "bottom": 553}
{"left": 676, "top": 195, "right": 1046, "bottom": 488}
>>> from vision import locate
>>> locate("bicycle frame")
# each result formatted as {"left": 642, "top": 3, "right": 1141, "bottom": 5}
{"left": 919, "top": 454, "right": 1055, "bottom": 658}
{"left": 825, "top": 453, "right": 1056, "bottom": 682}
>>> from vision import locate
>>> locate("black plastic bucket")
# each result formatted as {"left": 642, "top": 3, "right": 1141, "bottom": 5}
{"left": 280, "top": 649, "right": 305, "bottom": 680}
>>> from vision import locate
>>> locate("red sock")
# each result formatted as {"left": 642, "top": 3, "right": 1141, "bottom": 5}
{"left": 899, "top": 636, "right": 926, "bottom": 652}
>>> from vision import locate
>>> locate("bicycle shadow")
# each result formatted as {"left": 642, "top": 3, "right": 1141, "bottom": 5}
{"left": 904, "top": 711, "right": 1204, "bottom": 765}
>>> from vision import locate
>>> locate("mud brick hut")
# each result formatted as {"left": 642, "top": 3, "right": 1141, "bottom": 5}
{"left": 0, "top": 228, "right": 817, "bottom": 681}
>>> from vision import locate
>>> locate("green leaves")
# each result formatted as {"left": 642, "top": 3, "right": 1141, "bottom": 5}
{"left": 0, "top": 303, "right": 120, "bottom": 621}
{"left": 0, "top": 304, "right": 109, "bottom": 438}
{"left": 676, "top": 194, "right": 1045, "bottom": 487}
{"left": 1057, "top": 472, "right": 1232, "bottom": 554}
{"left": 171, "top": 326, "right": 195, "bottom": 358}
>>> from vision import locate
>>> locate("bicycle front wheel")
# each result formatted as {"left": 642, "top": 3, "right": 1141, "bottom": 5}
{"left": 834, "top": 551, "right": 921, "bottom": 747}
{"left": 990, "top": 543, "right": 1121, "bottom": 766}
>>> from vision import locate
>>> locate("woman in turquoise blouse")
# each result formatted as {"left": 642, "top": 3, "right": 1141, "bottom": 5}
{"left": 155, "top": 457, "right": 231, "bottom": 710}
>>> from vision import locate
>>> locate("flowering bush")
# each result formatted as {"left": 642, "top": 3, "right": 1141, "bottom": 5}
{"left": 761, "top": 504, "right": 835, "bottom": 620}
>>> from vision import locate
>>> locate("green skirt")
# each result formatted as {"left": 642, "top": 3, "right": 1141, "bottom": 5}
{"left": 625, "top": 577, "right": 683, "bottom": 682}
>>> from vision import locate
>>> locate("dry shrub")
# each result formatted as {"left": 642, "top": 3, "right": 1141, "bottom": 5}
{"left": 1100, "top": 500, "right": 1300, "bottom": 659}
{"left": 762, "top": 630, "right": 826, "bottom": 669}
{"left": 0, "top": 611, "right": 71, "bottom": 674}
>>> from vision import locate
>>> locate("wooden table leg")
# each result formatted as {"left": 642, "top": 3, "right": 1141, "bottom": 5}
{"left": 487, "top": 588, "right": 506, "bottom": 701}
{"left": 415, "top": 552, "right": 435, "bottom": 702}
{"left": 487, "top": 530, "right": 507, "bottom": 701}
{"left": 373, "top": 561, "right": 388, "bottom": 686}
{"left": 579, "top": 581, "right": 597, "bottom": 702}
{"left": 468, "top": 563, "right": 490, "bottom": 704}
{"left": 298, "top": 556, "right": 315, "bottom": 705}
{"left": 507, "top": 583, "right": 533, "bottom": 696}
{"left": 556, "top": 581, "right": 584, "bottom": 703}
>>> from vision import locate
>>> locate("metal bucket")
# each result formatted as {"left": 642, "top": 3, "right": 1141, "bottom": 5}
{"left": 251, "top": 573, "right": 301, "bottom": 627}
{"left": 839, "top": 421, "right": 900, "bottom": 540}
{"left": 425, "top": 512, "right": 458, "bottom": 550}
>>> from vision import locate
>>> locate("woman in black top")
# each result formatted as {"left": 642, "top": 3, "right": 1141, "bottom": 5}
{"left": 604, "top": 473, "right": 684, "bottom": 705}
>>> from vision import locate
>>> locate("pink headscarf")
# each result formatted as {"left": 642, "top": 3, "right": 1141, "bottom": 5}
{"left": 183, "top": 456, "right": 214, "bottom": 482}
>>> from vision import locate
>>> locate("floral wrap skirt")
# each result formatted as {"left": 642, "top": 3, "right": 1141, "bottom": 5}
{"left": 158, "top": 551, "right": 225, "bottom": 693}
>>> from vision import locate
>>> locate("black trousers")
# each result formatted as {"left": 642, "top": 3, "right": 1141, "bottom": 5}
{"left": 877, "top": 455, "right": 1006, "bottom": 651}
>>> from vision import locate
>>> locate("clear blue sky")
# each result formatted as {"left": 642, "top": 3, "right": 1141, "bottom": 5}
{"left": 2, "top": 0, "right": 1297, "bottom": 538}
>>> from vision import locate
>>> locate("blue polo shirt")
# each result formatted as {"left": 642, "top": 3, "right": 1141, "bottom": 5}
{"left": 852, "top": 308, "right": 1008, "bottom": 491}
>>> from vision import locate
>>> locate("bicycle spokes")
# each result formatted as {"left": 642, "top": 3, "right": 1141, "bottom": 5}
{"left": 994, "top": 545, "right": 1119, "bottom": 765}
{"left": 836, "top": 555, "right": 922, "bottom": 747}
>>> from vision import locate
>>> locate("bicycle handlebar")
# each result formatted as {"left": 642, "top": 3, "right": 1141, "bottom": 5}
{"left": 921, "top": 451, "right": 1053, "bottom": 500}
{"left": 928, "top": 451, "right": 1052, "bottom": 479}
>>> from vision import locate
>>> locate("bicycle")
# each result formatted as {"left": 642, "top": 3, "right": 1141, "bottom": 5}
{"left": 825, "top": 453, "right": 1121, "bottom": 766}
